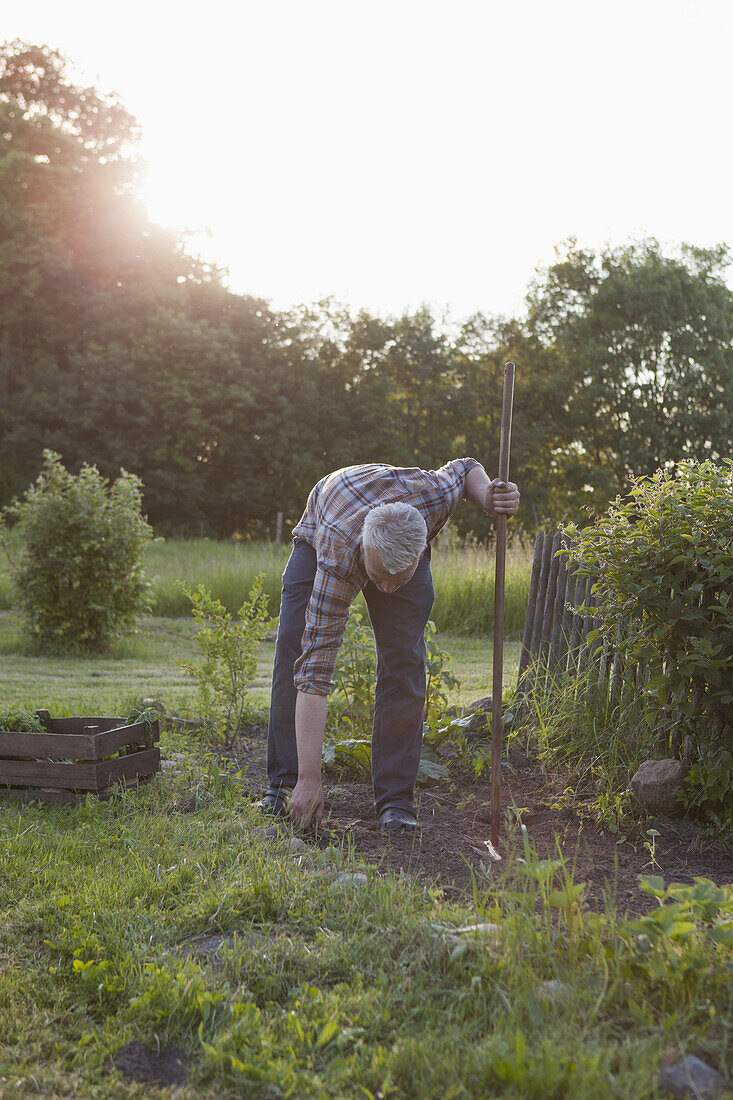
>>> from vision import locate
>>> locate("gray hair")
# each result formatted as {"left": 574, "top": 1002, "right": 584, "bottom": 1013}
{"left": 362, "top": 502, "right": 427, "bottom": 574}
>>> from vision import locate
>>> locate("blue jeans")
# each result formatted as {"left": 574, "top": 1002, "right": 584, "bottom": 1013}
{"left": 267, "top": 538, "right": 435, "bottom": 814}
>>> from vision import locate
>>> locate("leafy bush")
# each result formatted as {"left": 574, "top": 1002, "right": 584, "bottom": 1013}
{"left": 0, "top": 451, "right": 153, "bottom": 652}
{"left": 178, "top": 577, "right": 271, "bottom": 746}
{"left": 567, "top": 460, "right": 733, "bottom": 827}
{"left": 0, "top": 708, "right": 45, "bottom": 733}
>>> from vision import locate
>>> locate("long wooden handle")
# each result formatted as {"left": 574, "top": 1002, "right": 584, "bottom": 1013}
{"left": 491, "top": 361, "right": 515, "bottom": 847}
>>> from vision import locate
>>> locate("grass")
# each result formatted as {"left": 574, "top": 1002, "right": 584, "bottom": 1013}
{"left": 0, "top": 746, "right": 730, "bottom": 1097}
{"left": 0, "top": 611, "right": 520, "bottom": 716}
{"left": 0, "top": 536, "right": 533, "bottom": 636}
{"left": 0, "top": 574, "right": 730, "bottom": 1096}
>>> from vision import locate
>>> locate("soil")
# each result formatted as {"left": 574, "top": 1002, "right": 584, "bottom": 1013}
{"left": 220, "top": 723, "right": 732, "bottom": 918}
{"left": 111, "top": 1042, "right": 189, "bottom": 1089}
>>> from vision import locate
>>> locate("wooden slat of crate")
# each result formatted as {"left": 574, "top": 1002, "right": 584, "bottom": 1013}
{"left": 0, "top": 748, "right": 160, "bottom": 790}
{"left": 0, "top": 788, "right": 87, "bottom": 806}
{"left": 41, "top": 716, "right": 127, "bottom": 733}
{"left": 46, "top": 716, "right": 161, "bottom": 741}
{"left": 98, "top": 748, "right": 160, "bottom": 786}
{"left": 0, "top": 720, "right": 159, "bottom": 761}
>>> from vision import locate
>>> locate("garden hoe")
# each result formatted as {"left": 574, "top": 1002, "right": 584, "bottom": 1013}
{"left": 487, "top": 362, "right": 515, "bottom": 859}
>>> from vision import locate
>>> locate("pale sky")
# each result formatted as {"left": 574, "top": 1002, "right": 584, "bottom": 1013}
{"left": 6, "top": 0, "right": 733, "bottom": 320}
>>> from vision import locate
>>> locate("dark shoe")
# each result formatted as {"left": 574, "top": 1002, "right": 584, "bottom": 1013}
{"left": 256, "top": 788, "right": 293, "bottom": 817}
{"left": 380, "top": 807, "right": 419, "bottom": 831}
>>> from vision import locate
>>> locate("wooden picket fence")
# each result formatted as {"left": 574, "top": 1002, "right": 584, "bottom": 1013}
{"left": 515, "top": 531, "right": 725, "bottom": 760}
{"left": 516, "top": 529, "right": 628, "bottom": 704}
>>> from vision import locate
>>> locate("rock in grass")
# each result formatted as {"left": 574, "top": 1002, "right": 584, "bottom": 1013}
{"left": 333, "top": 872, "right": 369, "bottom": 886}
{"left": 631, "top": 759, "right": 687, "bottom": 816}
{"left": 451, "top": 922, "right": 499, "bottom": 936}
{"left": 254, "top": 824, "right": 284, "bottom": 840}
{"left": 289, "top": 837, "right": 307, "bottom": 853}
{"left": 436, "top": 922, "right": 500, "bottom": 944}
{"left": 536, "top": 979, "right": 574, "bottom": 1004}
{"left": 658, "top": 1056, "right": 729, "bottom": 1098}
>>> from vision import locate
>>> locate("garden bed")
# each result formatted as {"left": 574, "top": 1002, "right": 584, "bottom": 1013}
{"left": 225, "top": 722, "right": 732, "bottom": 915}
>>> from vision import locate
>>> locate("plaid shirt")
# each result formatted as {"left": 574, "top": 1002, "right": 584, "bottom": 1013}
{"left": 291, "top": 458, "right": 480, "bottom": 695}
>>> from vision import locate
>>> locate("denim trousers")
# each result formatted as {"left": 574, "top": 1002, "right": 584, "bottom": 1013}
{"left": 266, "top": 538, "right": 435, "bottom": 814}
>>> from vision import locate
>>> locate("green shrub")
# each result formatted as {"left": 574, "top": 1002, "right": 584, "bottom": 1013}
{"left": 567, "top": 460, "right": 733, "bottom": 827}
{"left": 178, "top": 576, "right": 271, "bottom": 746}
{"left": 0, "top": 451, "right": 153, "bottom": 652}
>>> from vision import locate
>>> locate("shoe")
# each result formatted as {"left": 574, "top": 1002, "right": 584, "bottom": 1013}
{"left": 256, "top": 788, "right": 293, "bottom": 817}
{"left": 379, "top": 807, "right": 419, "bottom": 831}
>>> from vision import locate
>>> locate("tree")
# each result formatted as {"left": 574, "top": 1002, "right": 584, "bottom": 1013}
{"left": 524, "top": 239, "right": 733, "bottom": 521}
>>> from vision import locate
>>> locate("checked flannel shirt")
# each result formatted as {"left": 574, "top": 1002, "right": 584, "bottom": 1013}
{"left": 291, "top": 458, "right": 481, "bottom": 695}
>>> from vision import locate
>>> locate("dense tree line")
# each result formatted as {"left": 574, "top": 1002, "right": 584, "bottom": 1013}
{"left": 2, "top": 42, "right": 732, "bottom": 540}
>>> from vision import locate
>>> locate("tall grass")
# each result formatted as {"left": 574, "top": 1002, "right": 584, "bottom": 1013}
{"left": 430, "top": 541, "right": 532, "bottom": 636}
{"left": 1, "top": 536, "right": 533, "bottom": 637}
{"left": 149, "top": 539, "right": 532, "bottom": 636}
{"left": 145, "top": 539, "right": 291, "bottom": 618}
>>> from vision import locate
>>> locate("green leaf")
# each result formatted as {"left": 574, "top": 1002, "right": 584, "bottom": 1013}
{"left": 315, "top": 1017, "right": 340, "bottom": 1049}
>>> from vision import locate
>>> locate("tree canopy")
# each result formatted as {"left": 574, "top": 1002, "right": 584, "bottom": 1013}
{"left": 1, "top": 42, "right": 732, "bottom": 539}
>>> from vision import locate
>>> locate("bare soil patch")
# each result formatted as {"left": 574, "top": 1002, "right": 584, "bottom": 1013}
{"left": 111, "top": 1041, "right": 189, "bottom": 1089}
{"left": 222, "top": 724, "right": 732, "bottom": 916}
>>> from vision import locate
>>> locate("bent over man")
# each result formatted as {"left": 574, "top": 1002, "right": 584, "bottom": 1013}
{"left": 261, "top": 459, "right": 520, "bottom": 830}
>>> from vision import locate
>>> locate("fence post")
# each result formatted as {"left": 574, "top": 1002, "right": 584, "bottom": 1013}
{"left": 275, "top": 511, "right": 283, "bottom": 547}
{"left": 517, "top": 531, "right": 546, "bottom": 690}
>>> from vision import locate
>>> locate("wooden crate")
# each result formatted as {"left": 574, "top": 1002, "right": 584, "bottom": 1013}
{"left": 0, "top": 711, "right": 161, "bottom": 805}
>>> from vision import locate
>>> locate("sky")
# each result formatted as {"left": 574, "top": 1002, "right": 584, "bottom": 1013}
{"left": 5, "top": 0, "right": 733, "bottom": 320}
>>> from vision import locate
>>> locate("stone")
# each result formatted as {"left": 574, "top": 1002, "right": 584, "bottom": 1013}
{"left": 658, "top": 1056, "right": 729, "bottom": 1098}
{"left": 254, "top": 824, "right": 284, "bottom": 840}
{"left": 536, "top": 979, "right": 574, "bottom": 1004}
{"left": 171, "top": 792, "right": 197, "bottom": 813}
{"left": 166, "top": 716, "right": 203, "bottom": 732}
{"left": 434, "top": 922, "right": 500, "bottom": 945}
{"left": 289, "top": 837, "right": 307, "bottom": 853}
{"left": 449, "top": 922, "right": 499, "bottom": 938}
{"left": 467, "top": 696, "right": 493, "bottom": 713}
{"left": 178, "top": 928, "right": 281, "bottom": 962}
{"left": 631, "top": 759, "right": 687, "bottom": 816}
{"left": 333, "top": 872, "right": 369, "bottom": 886}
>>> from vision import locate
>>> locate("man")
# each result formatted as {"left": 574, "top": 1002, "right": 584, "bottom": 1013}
{"left": 261, "top": 459, "right": 520, "bottom": 830}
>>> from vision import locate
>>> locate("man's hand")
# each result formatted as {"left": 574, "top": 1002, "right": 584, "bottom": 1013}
{"left": 289, "top": 777, "right": 324, "bottom": 828}
{"left": 484, "top": 478, "right": 520, "bottom": 518}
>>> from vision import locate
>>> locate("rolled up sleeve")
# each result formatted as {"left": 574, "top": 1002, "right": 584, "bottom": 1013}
{"left": 293, "top": 561, "right": 360, "bottom": 696}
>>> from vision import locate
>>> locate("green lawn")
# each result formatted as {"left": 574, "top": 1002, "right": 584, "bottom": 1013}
{"left": 0, "top": 728, "right": 730, "bottom": 1097}
{"left": 0, "top": 611, "right": 521, "bottom": 716}
{"left": 0, "top": 621, "right": 730, "bottom": 1097}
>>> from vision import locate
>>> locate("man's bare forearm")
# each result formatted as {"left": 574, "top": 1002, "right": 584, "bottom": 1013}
{"left": 289, "top": 691, "right": 327, "bottom": 826}
{"left": 295, "top": 690, "right": 327, "bottom": 779}
{"left": 464, "top": 464, "right": 494, "bottom": 511}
